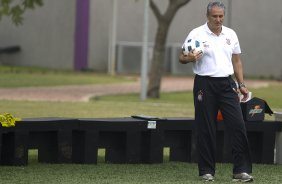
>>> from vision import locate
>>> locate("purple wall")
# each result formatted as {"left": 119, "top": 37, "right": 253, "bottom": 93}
{"left": 74, "top": 0, "right": 90, "bottom": 70}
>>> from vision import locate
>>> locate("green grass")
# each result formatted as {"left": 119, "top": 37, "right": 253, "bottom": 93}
{"left": 0, "top": 66, "right": 282, "bottom": 183}
{"left": 1, "top": 84, "right": 281, "bottom": 120}
{"left": 0, "top": 150, "right": 281, "bottom": 184}
{"left": 0, "top": 87, "right": 281, "bottom": 184}
{"left": 0, "top": 98, "right": 194, "bottom": 119}
{"left": 0, "top": 73, "right": 136, "bottom": 88}
{"left": 0, "top": 65, "right": 136, "bottom": 88}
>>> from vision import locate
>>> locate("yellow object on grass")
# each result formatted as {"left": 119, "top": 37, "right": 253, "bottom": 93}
{"left": 0, "top": 113, "right": 21, "bottom": 127}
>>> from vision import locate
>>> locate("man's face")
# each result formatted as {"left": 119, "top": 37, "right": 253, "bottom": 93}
{"left": 207, "top": 6, "right": 224, "bottom": 30}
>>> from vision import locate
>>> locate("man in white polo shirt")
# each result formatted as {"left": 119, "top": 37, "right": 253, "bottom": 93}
{"left": 179, "top": 1, "right": 253, "bottom": 182}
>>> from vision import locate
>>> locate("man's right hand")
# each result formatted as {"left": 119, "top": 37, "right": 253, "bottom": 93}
{"left": 179, "top": 49, "right": 203, "bottom": 64}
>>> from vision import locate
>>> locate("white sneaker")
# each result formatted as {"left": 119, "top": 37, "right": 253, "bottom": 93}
{"left": 232, "top": 172, "right": 253, "bottom": 182}
{"left": 201, "top": 174, "right": 214, "bottom": 182}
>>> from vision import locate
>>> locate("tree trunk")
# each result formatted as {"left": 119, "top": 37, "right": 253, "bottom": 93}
{"left": 147, "top": 0, "right": 190, "bottom": 98}
{"left": 147, "top": 23, "right": 169, "bottom": 98}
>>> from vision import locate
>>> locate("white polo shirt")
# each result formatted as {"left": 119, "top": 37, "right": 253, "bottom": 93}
{"left": 183, "top": 22, "right": 241, "bottom": 77}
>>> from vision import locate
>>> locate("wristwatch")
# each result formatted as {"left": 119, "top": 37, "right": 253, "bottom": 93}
{"left": 238, "top": 82, "right": 246, "bottom": 88}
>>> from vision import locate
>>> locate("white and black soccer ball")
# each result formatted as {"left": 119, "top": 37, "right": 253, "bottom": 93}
{"left": 182, "top": 39, "right": 204, "bottom": 55}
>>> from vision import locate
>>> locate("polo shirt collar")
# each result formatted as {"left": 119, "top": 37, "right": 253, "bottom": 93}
{"left": 204, "top": 22, "right": 227, "bottom": 36}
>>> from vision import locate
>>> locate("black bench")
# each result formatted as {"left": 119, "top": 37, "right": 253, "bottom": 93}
{"left": 1, "top": 117, "right": 281, "bottom": 166}
{"left": 0, "top": 46, "right": 21, "bottom": 54}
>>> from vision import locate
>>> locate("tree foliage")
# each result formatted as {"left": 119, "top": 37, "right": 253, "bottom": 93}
{"left": 0, "top": 0, "right": 43, "bottom": 25}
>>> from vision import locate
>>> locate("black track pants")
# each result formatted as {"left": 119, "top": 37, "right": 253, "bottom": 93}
{"left": 193, "top": 75, "right": 252, "bottom": 176}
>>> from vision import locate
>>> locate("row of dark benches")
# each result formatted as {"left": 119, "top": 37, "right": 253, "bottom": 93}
{"left": 1, "top": 117, "right": 281, "bottom": 166}
{"left": 0, "top": 46, "right": 20, "bottom": 54}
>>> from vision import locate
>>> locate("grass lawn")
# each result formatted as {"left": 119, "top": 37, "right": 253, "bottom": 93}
{"left": 0, "top": 65, "right": 136, "bottom": 88}
{"left": 0, "top": 152, "right": 282, "bottom": 184}
{"left": 0, "top": 65, "right": 282, "bottom": 183}
{"left": 2, "top": 88, "right": 281, "bottom": 120}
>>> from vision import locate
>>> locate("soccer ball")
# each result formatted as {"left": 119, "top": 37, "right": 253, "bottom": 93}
{"left": 182, "top": 39, "right": 204, "bottom": 55}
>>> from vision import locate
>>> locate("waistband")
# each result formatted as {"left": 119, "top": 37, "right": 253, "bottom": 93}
{"left": 195, "top": 74, "right": 232, "bottom": 80}
{"left": 195, "top": 74, "right": 232, "bottom": 79}
{"left": 195, "top": 75, "right": 235, "bottom": 88}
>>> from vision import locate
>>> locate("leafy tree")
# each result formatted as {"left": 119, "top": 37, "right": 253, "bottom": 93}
{"left": 147, "top": 0, "right": 190, "bottom": 98}
{"left": 0, "top": 0, "right": 43, "bottom": 25}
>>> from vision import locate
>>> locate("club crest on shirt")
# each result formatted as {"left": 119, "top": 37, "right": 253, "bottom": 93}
{"left": 203, "top": 41, "right": 209, "bottom": 48}
{"left": 226, "top": 38, "right": 231, "bottom": 45}
{"left": 197, "top": 90, "right": 203, "bottom": 102}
